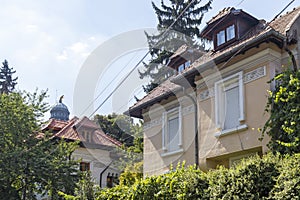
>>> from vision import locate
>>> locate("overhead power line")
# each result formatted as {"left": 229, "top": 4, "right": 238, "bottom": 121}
{"left": 88, "top": 0, "right": 199, "bottom": 118}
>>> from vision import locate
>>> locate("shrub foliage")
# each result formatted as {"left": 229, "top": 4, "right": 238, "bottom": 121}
{"left": 263, "top": 68, "right": 300, "bottom": 154}
{"left": 94, "top": 153, "right": 300, "bottom": 200}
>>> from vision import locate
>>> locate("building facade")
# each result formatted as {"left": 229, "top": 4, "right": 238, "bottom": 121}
{"left": 43, "top": 100, "right": 122, "bottom": 187}
{"left": 127, "top": 7, "right": 300, "bottom": 176}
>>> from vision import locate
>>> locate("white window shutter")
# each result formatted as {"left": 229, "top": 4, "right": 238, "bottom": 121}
{"left": 238, "top": 72, "right": 245, "bottom": 122}
{"left": 162, "top": 112, "right": 167, "bottom": 151}
{"left": 178, "top": 105, "right": 182, "bottom": 146}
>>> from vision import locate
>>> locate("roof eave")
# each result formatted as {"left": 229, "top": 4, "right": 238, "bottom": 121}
{"left": 171, "top": 29, "right": 285, "bottom": 86}
{"left": 125, "top": 87, "right": 182, "bottom": 119}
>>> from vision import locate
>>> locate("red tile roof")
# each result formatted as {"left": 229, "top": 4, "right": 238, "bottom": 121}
{"left": 43, "top": 117, "right": 122, "bottom": 147}
{"left": 41, "top": 118, "right": 69, "bottom": 131}
{"left": 126, "top": 6, "right": 300, "bottom": 119}
{"left": 74, "top": 116, "right": 100, "bottom": 130}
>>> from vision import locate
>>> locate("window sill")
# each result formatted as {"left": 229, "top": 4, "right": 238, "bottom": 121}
{"left": 214, "top": 124, "right": 248, "bottom": 138}
{"left": 161, "top": 148, "right": 184, "bottom": 157}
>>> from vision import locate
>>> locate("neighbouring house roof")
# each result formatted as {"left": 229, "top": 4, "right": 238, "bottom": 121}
{"left": 74, "top": 116, "right": 100, "bottom": 130}
{"left": 41, "top": 118, "right": 69, "bottom": 132}
{"left": 43, "top": 116, "right": 122, "bottom": 148}
{"left": 126, "top": 7, "right": 300, "bottom": 119}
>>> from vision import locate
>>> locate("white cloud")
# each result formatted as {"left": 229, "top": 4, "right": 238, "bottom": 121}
{"left": 56, "top": 50, "right": 68, "bottom": 61}
{"left": 69, "top": 42, "right": 88, "bottom": 55}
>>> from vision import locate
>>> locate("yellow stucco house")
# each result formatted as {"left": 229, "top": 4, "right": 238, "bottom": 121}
{"left": 127, "top": 7, "right": 300, "bottom": 176}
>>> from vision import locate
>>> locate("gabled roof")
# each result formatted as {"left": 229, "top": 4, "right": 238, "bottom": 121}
{"left": 74, "top": 116, "right": 99, "bottom": 130}
{"left": 126, "top": 7, "right": 300, "bottom": 119}
{"left": 41, "top": 118, "right": 69, "bottom": 131}
{"left": 43, "top": 116, "right": 122, "bottom": 147}
{"left": 206, "top": 7, "right": 234, "bottom": 25}
{"left": 201, "top": 7, "right": 259, "bottom": 40}
{"left": 53, "top": 117, "right": 122, "bottom": 147}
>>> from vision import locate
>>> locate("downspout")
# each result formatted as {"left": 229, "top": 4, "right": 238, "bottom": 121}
{"left": 284, "top": 38, "right": 298, "bottom": 72}
{"left": 182, "top": 87, "right": 199, "bottom": 167}
{"left": 99, "top": 161, "right": 113, "bottom": 188}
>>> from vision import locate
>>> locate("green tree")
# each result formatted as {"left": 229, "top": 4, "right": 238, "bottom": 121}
{"left": 139, "top": 0, "right": 212, "bottom": 92}
{"left": 59, "top": 172, "right": 101, "bottom": 200}
{"left": 263, "top": 67, "right": 300, "bottom": 154}
{"left": 0, "top": 59, "right": 18, "bottom": 94}
{"left": 0, "top": 91, "right": 79, "bottom": 199}
{"left": 94, "top": 114, "right": 135, "bottom": 146}
{"left": 94, "top": 114, "right": 144, "bottom": 184}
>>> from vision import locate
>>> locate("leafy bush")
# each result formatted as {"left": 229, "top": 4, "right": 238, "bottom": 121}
{"left": 207, "top": 154, "right": 279, "bottom": 200}
{"left": 270, "top": 154, "right": 300, "bottom": 199}
{"left": 98, "top": 163, "right": 208, "bottom": 200}
{"left": 263, "top": 68, "right": 300, "bottom": 154}
{"left": 64, "top": 153, "right": 300, "bottom": 200}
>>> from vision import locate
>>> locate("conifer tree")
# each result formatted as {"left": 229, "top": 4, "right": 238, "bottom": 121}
{"left": 0, "top": 59, "right": 18, "bottom": 94}
{"left": 139, "top": 0, "right": 212, "bottom": 93}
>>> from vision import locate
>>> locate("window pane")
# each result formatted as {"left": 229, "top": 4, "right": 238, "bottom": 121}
{"left": 80, "top": 162, "right": 90, "bottom": 171}
{"left": 226, "top": 25, "right": 235, "bottom": 41}
{"left": 178, "top": 64, "right": 184, "bottom": 73}
{"left": 168, "top": 117, "right": 179, "bottom": 152}
{"left": 217, "top": 30, "right": 225, "bottom": 46}
{"left": 224, "top": 86, "right": 239, "bottom": 129}
{"left": 185, "top": 60, "right": 191, "bottom": 68}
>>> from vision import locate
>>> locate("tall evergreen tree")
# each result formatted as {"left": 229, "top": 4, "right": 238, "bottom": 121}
{"left": 139, "top": 0, "right": 212, "bottom": 93}
{"left": 0, "top": 59, "right": 18, "bottom": 94}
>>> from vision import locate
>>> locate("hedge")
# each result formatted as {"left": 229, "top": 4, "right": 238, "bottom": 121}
{"left": 95, "top": 153, "right": 300, "bottom": 200}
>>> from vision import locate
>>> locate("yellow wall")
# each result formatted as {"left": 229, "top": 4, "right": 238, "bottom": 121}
{"left": 143, "top": 43, "right": 291, "bottom": 176}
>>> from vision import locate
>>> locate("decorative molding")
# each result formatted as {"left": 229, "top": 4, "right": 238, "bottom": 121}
{"left": 144, "top": 105, "right": 194, "bottom": 130}
{"left": 199, "top": 88, "right": 214, "bottom": 101}
{"left": 144, "top": 117, "right": 162, "bottom": 131}
{"left": 182, "top": 105, "right": 195, "bottom": 115}
{"left": 244, "top": 66, "right": 266, "bottom": 84}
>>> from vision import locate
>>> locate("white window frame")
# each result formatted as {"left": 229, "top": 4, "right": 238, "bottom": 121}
{"left": 162, "top": 107, "right": 182, "bottom": 155}
{"left": 214, "top": 72, "right": 246, "bottom": 137}
{"left": 226, "top": 24, "right": 235, "bottom": 41}
{"left": 217, "top": 30, "right": 225, "bottom": 46}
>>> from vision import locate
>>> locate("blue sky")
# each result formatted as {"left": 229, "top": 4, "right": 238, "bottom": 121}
{"left": 1, "top": 0, "right": 299, "bottom": 119}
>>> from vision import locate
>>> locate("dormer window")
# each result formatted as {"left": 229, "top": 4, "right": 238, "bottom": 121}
{"left": 216, "top": 24, "right": 236, "bottom": 47}
{"left": 178, "top": 64, "right": 185, "bottom": 73}
{"left": 226, "top": 24, "right": 235, "bottom": 40}
{"left": 177, "top": 60, "right": 191, "bottom": 73}
{"left": 217, "top": 30, "right": 225, "bottom": 46}
{"left": 200, "top": 8, "right": 259, "bottom": 51}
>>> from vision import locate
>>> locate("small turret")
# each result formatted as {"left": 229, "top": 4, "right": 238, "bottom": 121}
{"left": 50, "top": 95, "right": 70, "bottom": 121}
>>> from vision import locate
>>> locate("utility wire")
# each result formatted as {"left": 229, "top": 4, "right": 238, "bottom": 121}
{"left": 79, "top": 49, "right": 143, "bottom": 117}
{"left": 203, "top": 0, "right": 296, "bottom": 78}
{"left": 34, "top": 0, "right": 297, "bottom": 167}
{"left": 88, "top": 0, "right": 199, "bottom": 118}
{"left": 273, "top": 0, "right": 295, "bottom": 20}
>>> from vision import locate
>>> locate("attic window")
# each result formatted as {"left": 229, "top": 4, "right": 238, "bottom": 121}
{"left": 217, "top": 30, "right": 225, "bottom": 46}
{"left": 226, "top": 24, "right": 235, "bottom": 40}
{"left": 178, "top": 61, "right": 191, "bottom": 73}
{"left": 216, "top": 24, "right": 236, "bottom": 46}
